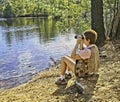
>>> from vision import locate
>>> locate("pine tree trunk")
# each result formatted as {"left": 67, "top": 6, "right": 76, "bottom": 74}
{"left": 109, "top": 9, "right": 120, "bottom": 39}
{"left": 116, "top": 21, "right": 120, "bottom": 39}
{"left": 91, "top": 0, "right": 106, "bottom": 46}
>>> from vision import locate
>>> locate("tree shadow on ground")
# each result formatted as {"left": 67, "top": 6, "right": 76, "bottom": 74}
{"left": 52, "top": 74, "right": 99, "bottom": 102}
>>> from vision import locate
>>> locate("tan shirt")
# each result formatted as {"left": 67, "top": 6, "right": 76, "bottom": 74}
{"left": 71, "top": 43, "right": 100, "bottom": 74}
{"left": 87, "top": 44, "right": 100, "bottom": 73}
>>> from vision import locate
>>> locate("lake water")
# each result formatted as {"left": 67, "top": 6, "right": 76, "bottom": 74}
{"left": 0, "top": 17, "right": 76, "bottom": 88}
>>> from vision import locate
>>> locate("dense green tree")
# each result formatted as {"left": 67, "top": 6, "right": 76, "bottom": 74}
{"left": 3, "top": 3, "right": 15, "bottom": 17}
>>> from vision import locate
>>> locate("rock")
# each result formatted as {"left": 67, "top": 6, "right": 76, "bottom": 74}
{"left": 100, "top": 41, "right": 115, "bottom": 58}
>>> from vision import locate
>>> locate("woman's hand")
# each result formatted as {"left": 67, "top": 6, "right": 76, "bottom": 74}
{"left": 76, "top": 37, "right": 83, "bottom": 50}
{"left": 76, "top": 37, "right": 82, "bottom": 45}
{"left": 71, "top": 37, "right": 83, "bottom": 57}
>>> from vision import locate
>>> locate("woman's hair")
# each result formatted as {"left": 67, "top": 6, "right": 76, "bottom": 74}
{"left": 83, "top": 29, "right": 97, "bottom": 44}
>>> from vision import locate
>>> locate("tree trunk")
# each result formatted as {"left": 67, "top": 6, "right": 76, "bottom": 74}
{"left": 91, "top": 0, "right": 106, "bottom": 46}
{"left": 116, "top": 21, "right": 120, "bottom": 39}
{"left": 109, "top": 9, "right": 120, "bottom": 39}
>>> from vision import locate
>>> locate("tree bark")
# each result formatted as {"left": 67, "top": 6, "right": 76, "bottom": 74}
{"left": 91, "top": 0, "right": 106, "bottom": 46}
{"left": 116, "top": 21, "right": 120, "bottom": 39}
{"left": 109, "top": 9, "right": 120, "bottom": 39}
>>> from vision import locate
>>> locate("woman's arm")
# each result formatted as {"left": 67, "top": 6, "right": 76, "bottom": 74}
{"left": 71, "top": 38, "right": 83, "bottom": 57}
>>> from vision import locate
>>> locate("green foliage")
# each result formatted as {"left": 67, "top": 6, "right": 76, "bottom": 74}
{"left": 0, "top": 0, "right": 91, "bottom": 32}
{"left": 3, "top": 2, "right": 15, "bottom": 17}
{"left": 0, "top": 0, "right": 118, "bottom": 34}
{"left": 0, "top": 0, "right": 118, "bottom": 24}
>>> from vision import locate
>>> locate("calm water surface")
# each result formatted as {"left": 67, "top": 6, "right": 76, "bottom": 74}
{"left": 0, "top": 17, "right": 76, "bottom": 84}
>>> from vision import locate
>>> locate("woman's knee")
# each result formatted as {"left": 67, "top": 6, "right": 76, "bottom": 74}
{"left": 61, "top": 56, "right": 68, "bottom": 61}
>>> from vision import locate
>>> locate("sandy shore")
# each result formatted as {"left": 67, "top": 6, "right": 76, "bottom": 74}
{"left": 0, "top": 41, "right": 120, "bottom": 102}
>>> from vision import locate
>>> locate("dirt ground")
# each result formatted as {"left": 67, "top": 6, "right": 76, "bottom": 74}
{"left": 0, "top": 40, "right": 120, "bottom": 102}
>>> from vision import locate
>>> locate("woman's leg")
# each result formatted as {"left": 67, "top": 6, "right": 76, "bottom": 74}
{"left": 61, "top": 54, "right": 81, "bottom": 75}
{"left": 55, "top": 55, "right": 81, "bottom": 85}
{"left": 61, "top": 56, "right": 76, "bottom": 75}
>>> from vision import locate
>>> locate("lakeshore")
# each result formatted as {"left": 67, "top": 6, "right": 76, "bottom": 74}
{"left": 0, "top": 40, "right": 120, "bottom": 102}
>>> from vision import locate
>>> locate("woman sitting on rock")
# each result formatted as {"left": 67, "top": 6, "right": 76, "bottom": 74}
{"left": 55, "top": 29, "right": 100, "bottom": 85}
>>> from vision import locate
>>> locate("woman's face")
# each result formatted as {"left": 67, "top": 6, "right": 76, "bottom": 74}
{"left": 82, "top": 35, "right": 90, "bottom": 46}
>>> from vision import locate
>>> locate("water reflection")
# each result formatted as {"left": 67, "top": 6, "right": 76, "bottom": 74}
{"left": 1, "top": 17, "right": 58, "bottom": 45}
{"left": 0, "top": 17, "right": 76, "bottom": 83}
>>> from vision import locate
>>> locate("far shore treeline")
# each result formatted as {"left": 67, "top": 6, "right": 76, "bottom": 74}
{"left": 0, "top": 0, "right": 120, "bottom": 45}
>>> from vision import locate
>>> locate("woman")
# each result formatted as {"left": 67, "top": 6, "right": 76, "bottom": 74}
{"left": 55, "top": 29, "right": 100, "bottom": 85}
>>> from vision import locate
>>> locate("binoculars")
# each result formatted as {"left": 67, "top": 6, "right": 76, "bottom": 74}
{"left": 74, "top": 35, "right": 85, "bottom": 39}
